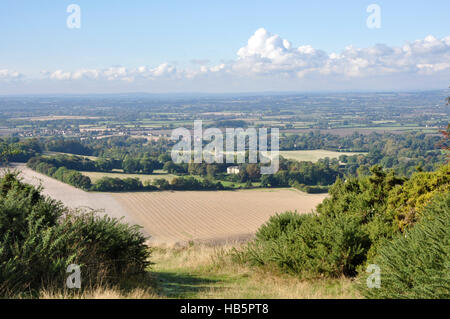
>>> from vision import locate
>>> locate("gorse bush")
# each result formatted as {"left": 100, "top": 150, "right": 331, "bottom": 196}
{"left": 236, "top": 163, "right": 449, "bottom": 285}
{"left": 239, "top": 212, "right": 370, "bottom": 278}
{"left": 359, "top": 192, "right": 450, "bottom": 299}
{"left": 387, "top": 163, "right": 450, "bottom": 231}
{"left": 0, "top": 171, "right": 150, "bottom": 296}
{"left": 54, "top": 211, "right": 151, "bottom": 283}
{"left": 255, "top": 211, "right": 306, "bottom": 242}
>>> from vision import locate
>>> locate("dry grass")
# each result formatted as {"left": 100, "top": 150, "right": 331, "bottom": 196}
{"left": 38, "top": 286, "right": 159, "bottom": 299}
{"left": 151, "top": 244, "right": 361, "bottom": 299}
{"left": 15, "top": 243, "right": 360, "bottom": 299}
{"left": 279, "top": 150, "right": 365, "bottom": 163}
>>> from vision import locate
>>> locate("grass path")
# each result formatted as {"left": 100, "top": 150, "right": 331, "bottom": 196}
{"left": 150, "top": 245, "right": 361, "bottom": 299}
{"left": 36, "top": 244, "right": 361, "bottom": 299}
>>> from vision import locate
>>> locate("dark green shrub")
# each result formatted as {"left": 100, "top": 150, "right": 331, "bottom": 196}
{"left": 359, "top": 193, "right": 450, "bottom": 299}
{"left": 255, "top": 211, "right": 305, "bottom": 241}
{"left": 0, "top": 173, "right": 150, "bottom": 296}
{"left": 240, "top": 212, "right": 370, "bottom": 277}
{"left": 91, "top": 177, "right": 144, "bottom": 192}
{"left": 55, "top": 211, "right": 151, "bottom": 284}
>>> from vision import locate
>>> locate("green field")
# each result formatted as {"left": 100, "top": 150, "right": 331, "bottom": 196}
{"left": 279, "top": 150, "right": 365, "bottom": 162}
{"left": 43, "top": 151, "right": 99, "bottom": 161}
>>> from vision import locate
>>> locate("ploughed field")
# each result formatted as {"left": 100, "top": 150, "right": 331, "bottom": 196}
{"left": 113, "top": 189, "right": 326, "bottom": 244}
{"left": 8, "top": 164, "right": 327, "bottom": 245}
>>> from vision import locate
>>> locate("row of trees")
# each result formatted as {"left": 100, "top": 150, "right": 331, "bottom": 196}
{"left": 91, "top": 177, "right": 150, "bottom": 192}
{"left": 0, "top": 137, "right": 41, "bottom": 165}
{"left": 27, "top": 159, "right": 92, "bottom": 190}
{"left": 42, "top": 136, "right": 173, "bottom": 159}
{"left": 27, "top": 156, "right": 226, "bottom": 192}
{"left": 89, "top": 176, "right": 225, "bottom": 192}
{"left": 28, "top": 154, "right": 162, "bottom": 175}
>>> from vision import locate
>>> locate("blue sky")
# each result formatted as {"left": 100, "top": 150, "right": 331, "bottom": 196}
{"left": 1, "top": 0, "right": 449, "bottom": 94}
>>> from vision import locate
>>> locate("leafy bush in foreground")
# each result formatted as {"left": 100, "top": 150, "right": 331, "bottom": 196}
{"left": 239, "top": 212, "right": 370, "bottom": 277}
{"left": 255, "top": 211, "right": 306, "bottom": 242}
{"left": 387, "top": 163, "right": 450, "bottom": 231}
{"left": 359, "top": 193, "right": 450, "bottom": 299}
{"left": 0, "top": 172, "right": 150, "bottom": 296}
{"left": 237, "top": 163, "right": 449, "bottom": 283}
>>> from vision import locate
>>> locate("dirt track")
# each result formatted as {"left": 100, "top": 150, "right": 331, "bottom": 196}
{"left": 7, "top": 164, "right": 327, "bottom": 245}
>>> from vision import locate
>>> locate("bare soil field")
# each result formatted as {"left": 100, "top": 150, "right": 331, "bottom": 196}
{"left": 113, "top": 189, "right": 326, "bottom": 245}
{"left": 6, "top": 164, "right": 327, "bottom": 245}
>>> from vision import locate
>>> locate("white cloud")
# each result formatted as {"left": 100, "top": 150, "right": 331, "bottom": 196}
{"left": 6, "top": 28, "right": 449, "bottom": 91}
{"left": 0, "top": 69, "right": 24, "bottom": 81}
{"left": 149, "top": 63, "right": 177, "bottom": 77}
{"left": 49, "top": 70, "right": 72, "bottom": 80}
{"left": 231, "top": 28, "right": 450, "bottom": 79}
{"left": 41, "top": 63, "right": 180, "bottom": 83}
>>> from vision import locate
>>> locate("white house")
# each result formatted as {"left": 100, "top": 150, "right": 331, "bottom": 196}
{"left": 227, "top": 166, "right": 240, "bottom": 174}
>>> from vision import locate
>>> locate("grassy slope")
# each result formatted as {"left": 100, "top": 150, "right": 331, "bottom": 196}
{"left": 150, "top": 244, "right": 360, "bottom": 299}
{"left": 37, "top": 244, "right": 359, "bottom": 299}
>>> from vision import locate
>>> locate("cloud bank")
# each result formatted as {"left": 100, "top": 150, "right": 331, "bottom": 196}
{"left": 3, "top": 28, "right": 450, "bottom": 92}
{"left": 0, "top": 69, "right": 24, "bottom": 81}
{"left": 231, "top": 28, "right": 450, "bottom": 79}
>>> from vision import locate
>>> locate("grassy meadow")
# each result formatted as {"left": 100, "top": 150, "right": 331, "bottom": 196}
{"left": 81, "top": 169, "right": 177, "bottom": 183}
{"left": 37, "top": 244, "right": 360, "bottom": 299}
{"left": 279, "top": 149, "right": 365, "bottom": 162}
{"left": 150, "top": 244, "right": 360, "bottom": 299}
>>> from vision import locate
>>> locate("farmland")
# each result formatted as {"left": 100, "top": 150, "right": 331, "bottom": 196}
{"left": 1, "top": 91, "right": 447, "bottom": 140}
{"left": 113, "top": 188, "right": 326, "bottom": 244}
{"left": 10, "top": 164, "right": 326, "bottom": 245}
{"left": 81, "top": 170, "right": 176, "bottom": 183}
{"left": 279, "top": 150, "right": 365, "bottom": 162}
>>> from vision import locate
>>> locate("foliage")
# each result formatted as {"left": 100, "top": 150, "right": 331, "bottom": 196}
{"left": 91, "top": 177, "right": 145, "bottom": 192}
{"left": 27, "top": 158, "right": 92, "bottom": 190}
{"left": 316, "top": 165, "right": 405, "bottom": 260}
{"left": 0, "top": 138, "right": 40, "bottom": 165}
{"left": 387, "top": 163, "right": 450, "bottom": 231}
{"left": 0, "top": 173, "right": 150, "bottom": 296}
{"left": 359, "top": 193, "right": 450, "bottom": 299}
{"left": 239, "top": 212, "right": 370, "bottom": 278}
{"left": 169, "top": 176, "right": 225, "bottom": 191}
{"left": 45, "top": 139, "right": 93, "bottom": 156}
{"left": 237, "top": 163, "right": 450, "bottom": 283}
{"left": 255, "top": 212, "right": 305, "bottom": 242}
